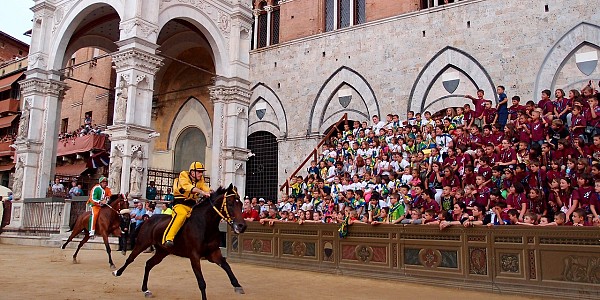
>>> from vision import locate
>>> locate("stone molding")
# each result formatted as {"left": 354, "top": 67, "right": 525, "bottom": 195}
{"left": 535, "top": 22, "right": 600, "bottom": 96}
{"left": 159, "top": 0, "right": 232, "bottom": 35}
{"left": 119, "top": 18, "right": 159, "bottom": 39}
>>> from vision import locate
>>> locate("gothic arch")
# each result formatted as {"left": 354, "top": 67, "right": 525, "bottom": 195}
{"left": 48, "top": 0, "right": 124, "bottom": 71}
{"left": 168, "top": 97, "right": 213, "bottom": 150}
{"left": 308, "top": 66, "right": 379, "bottom": 134}
{"left": 408, "top": 46, "right": 497, "bottom": 114}
{"left": 157, "top": 4, "right": 229, "bottom": 76}
{"left": 249, "top": 83, "right": 287, "bottom": 138}
{"left": 535, "top": 22, "right": 600, "bottom": 95}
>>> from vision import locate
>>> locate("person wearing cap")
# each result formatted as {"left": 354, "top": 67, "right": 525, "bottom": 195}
{"left": 162, "top": 161, "right": 210, "bottom": 247}
{"left": 87, "top": 176, "right": 112, "bottom": 236}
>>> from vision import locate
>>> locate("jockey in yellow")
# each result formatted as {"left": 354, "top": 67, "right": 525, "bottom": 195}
{"left": 162, "top": 162, "right": 210, "bottom": 247}
{"left": 87, "top": 176, "right": 111, "bottom": 236}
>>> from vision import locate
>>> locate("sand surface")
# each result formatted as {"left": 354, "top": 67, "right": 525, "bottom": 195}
{"left": 0, "top": 244, "right": 539, "bottom": 299}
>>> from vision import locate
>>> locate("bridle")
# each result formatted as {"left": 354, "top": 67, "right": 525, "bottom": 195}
{"left": 209, "top": 189, "right": 239, "bottom": 226}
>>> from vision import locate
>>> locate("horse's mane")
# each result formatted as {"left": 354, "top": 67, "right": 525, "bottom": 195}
{"left": 191, "top": 186, "right": 227, "bottom": 213}
{"left": 108, "top": 194, "right": 122, "bottom": 205}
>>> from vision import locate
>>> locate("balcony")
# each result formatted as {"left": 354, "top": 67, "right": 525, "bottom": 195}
{"left": 0, "top": 140, "right": 15, "bottom": 157}
{"left": 0, "top": 99, "right": 20, "bottom": 114}
{"left": 57, "top": 134, "right": 108, "bottom": 156}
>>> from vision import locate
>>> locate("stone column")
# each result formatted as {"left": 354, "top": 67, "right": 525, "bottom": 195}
{"left": 13, "top": 72, "right": 67, "bottom": 200}
{"left": 264, "top": 6, "right": 273, "bottom": 47}
{"left": 106, "top": 40, "right": 163, "bottom": 199}
{"left": 209, "top": 77, "right": 252, "bottom": 191}
{"left": 252, "top": 9, "right": 260, "bottom": 49}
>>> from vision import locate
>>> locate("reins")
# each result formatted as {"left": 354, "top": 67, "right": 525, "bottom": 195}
{"left": 193, "top": 188, "right": 238, "bottom": 226}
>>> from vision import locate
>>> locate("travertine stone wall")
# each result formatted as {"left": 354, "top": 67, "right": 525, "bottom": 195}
{"left": 248, "top": 0, "right": 600, "bottom": 193}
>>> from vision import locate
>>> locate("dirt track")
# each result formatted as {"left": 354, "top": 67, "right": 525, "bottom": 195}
{"left": 0, "top": 244, "right": 538, "bottom": 300}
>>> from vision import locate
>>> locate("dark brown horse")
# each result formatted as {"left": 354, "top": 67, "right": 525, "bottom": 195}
{"left": 113, "top": 184, "right": 247, "bottom": 299}
{"left": 62, "top": 194, "right": 128, "bottom": 269}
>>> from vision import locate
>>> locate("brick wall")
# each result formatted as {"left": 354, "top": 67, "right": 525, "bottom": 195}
{"left": 279, "top": 0, "right": 325, "bottom": 43}
{"left": 277, "top": 0, "right": 420, "bottom": 44}
{"left": 60, "top": 48, "right": 115, "bottom": 134}
{"left": 366, "top": 0, "right": 420, "bottom": 22}
{"left": 0, "top": 34, "right": 29, "bottom": 64}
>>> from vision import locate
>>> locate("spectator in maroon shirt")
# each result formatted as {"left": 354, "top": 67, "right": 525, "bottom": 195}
{"left": 482, "top": 100, "right": 498, "bottom": 126}
{"left": 498, "top": 139, "right": 517, "bottom": 167}
{"left": 463, "top": 104, "right": 475, "bottom": 128}
{"left": 465, "top": 90, "right": 489, "bottom": 126}
{"left": 570, "top": 105, "right": 586, "bottom": 139}
{"left": 538, "top": 89, "right": 555, "bottom": 117}
{"left": 530, "top": 109, "right": 548, "bottom": 145}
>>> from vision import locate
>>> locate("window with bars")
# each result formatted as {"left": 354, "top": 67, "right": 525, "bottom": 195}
{"left": 355, "top": 0, "right": 366, "bottom": 24}
{"left": 325, "top": 0, "right": 335, "bottom": 32}
{"left": 253, "top": 1, "right": 281, "bottom": 49}
{"left": 258, "top": 13, "right": 268, "bottom": 48}
{"left": 325, "top": 0, "right": 367, "bottom": 32}
{"left": 421, "top": 0, "right": 457, "bottom": 9}
{"left": 246, "top": 131, "right": 278, "bottom": 201}
{"left": 271, "top": 7, "right": 280, "bottom": 45}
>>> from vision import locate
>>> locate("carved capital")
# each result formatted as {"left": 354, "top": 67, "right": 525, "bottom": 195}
{"left": 209, "top": 86, "right": 252, "bottom": 105}
{"left": 19, "top": 77, "right": 67, "bottom": 98}
{"left": 111, "top": 48, "right": 163, "bottom": 75}
{"left": 264, "top": 5, "right": 274, "bottom": 13}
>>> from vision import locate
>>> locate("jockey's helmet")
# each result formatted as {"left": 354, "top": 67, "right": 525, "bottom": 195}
{"left": 189, "top": 162, "right": 206, "bottom": 172}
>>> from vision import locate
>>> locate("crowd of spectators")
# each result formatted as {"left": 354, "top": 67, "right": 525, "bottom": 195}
{"left": 58, "top": 114, "right": 106, "bottom": 140}
{"left": 58, "top": 124, "right": 105, "bottom": 140}
{"left": 245, "top": 82, "right": 600, "bottom": 229}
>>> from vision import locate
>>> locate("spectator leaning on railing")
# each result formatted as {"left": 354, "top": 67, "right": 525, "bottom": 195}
{"left": 244, "top": 81, "right": 600, "bottom": 229}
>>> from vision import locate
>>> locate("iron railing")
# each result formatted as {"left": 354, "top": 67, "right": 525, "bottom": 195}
{"left": 279, "top": 113, "right": 348, "bottom": 194}
{"left": 21, "top": 198, "right": 65, "bottom": 236}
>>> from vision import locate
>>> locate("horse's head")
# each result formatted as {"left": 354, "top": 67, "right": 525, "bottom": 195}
{"left": 214, "top": 184, "right": 247, "bottom": 234}
{"left": 109, "top": 193, "right": 129, "bottom": 211}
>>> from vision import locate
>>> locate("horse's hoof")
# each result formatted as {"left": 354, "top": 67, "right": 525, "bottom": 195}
{"left": 143, "top": 290, "right": 153, "bottom": 298}
{"left": 72, "top": 259, "right": 78, "bottom": 264}
{"left": 110, "top": 264, "right": 116, "bottom": 270}
{"left": 121, "top": 250, "right": 126, "bottom": 256}
{"left": 112, "top": 270, "right": 119, "bottom": 277}
{"left": 234, "top": 287, "right": 245, "bottom": 294}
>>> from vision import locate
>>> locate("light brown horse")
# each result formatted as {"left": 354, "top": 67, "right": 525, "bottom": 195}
{"left": 62, "top": 194, "right": 128, "bottom": 269}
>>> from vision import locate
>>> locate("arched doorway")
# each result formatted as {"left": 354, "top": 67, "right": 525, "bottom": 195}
{"left": 246, "top": 131, "right": 278, "bottom": 200}
{"left": 174, "top": 127, "right": 207, "bottom": 173}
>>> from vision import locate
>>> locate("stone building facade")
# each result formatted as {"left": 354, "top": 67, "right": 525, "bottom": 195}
{"left": 16, "top": 0, "right": 253, "bottom": 200}
{"left": 13, "top": 0, "right": 600, "bottom": 201}
{"left": 248, "top": 0, "right": 600, "bottom": 196}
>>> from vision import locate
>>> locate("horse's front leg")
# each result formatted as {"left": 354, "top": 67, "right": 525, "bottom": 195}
{"left": 207, "top": 249, "right": 244, "bottom": 294}
{"left": 190, "top": 254, "right": 208, "bottom": 300}
{"left": 140, "top": 248, "right": 169, "bottom": 298}
{"left": 101, "top": 233, "right": 115, "bottom": 270}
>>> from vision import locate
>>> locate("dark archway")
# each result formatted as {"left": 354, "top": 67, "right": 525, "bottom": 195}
{"left": 246, "top": 131, "right": 278, "bottom": 201}
{"left": 174, "top": 127, "right": 207, "bottom": 172}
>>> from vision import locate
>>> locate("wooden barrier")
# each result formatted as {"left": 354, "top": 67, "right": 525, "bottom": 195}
{"left": 227, "top": 223, "right": 600, "bottom": 299}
